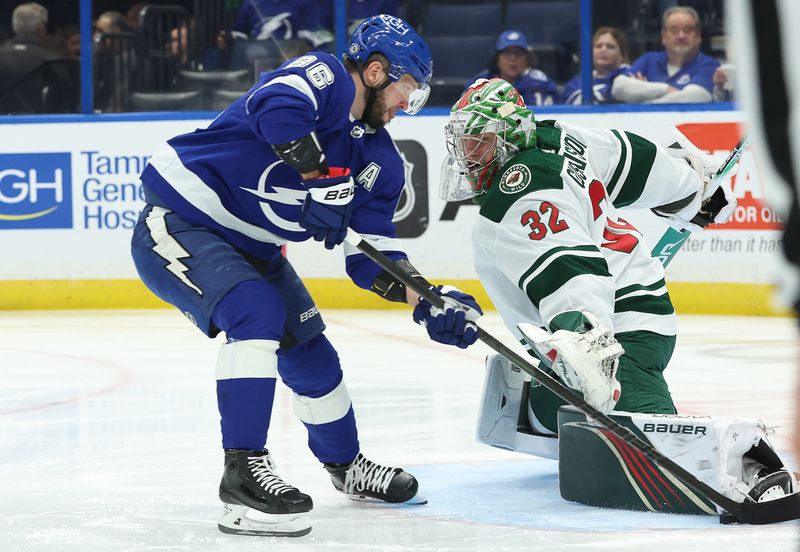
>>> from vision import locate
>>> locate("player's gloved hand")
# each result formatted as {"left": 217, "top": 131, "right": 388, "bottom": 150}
{"left": 517, "top": 311, "right": 623, "bottom": 414}
{"left": 656, "top": 154, "right": 737, "bottom": 232}
{"left": 412, "top": 285, "right": 483, "bottom": 349}
{"left": 689, "top": 180, "right": 737, "bottom": 228}
{"left": 300, "top": 167, "right": 355, "bottom": 249}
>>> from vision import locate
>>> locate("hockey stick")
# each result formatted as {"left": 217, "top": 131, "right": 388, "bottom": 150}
{"left": 651, "top": 135, "right": 751, "bottom": 267}
{"left": 345, "top": 228, "right": 800, "bottom": 525}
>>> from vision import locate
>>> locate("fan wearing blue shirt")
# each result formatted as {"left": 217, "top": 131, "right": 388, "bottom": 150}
{"left": 233, "top": 0, "right": 333, "bottom": 48}
{"left": 612, "top": 6, "right": 719, "bottom": 104}
{"left": 130, "top": 15, "right": 482, "bottom": 537}
{"left": 563, "top": 26, "right": 629, "bottom": 105}
{"left": 466, "top": 30, "right": 560, "bottom": 106}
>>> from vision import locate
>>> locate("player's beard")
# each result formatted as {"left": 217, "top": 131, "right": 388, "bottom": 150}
{"left": 363, "top": 89, "right": 390, "bottom": 129}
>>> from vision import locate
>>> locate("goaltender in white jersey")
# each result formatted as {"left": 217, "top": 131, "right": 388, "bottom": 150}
{"left": 441, "top": 77, "right": 795, "bottom": 514}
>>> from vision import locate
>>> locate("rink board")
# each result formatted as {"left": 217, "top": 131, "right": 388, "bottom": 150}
{"left": 0, "top": 109, "right": 788, "bottom": 314}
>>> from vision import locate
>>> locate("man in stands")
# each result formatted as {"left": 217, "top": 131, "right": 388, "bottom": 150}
{"left": 612, "top": 6, "right": 718, "bottom": 104}
{"left": 0, "top": 2, "right": 58, "bottom": 113}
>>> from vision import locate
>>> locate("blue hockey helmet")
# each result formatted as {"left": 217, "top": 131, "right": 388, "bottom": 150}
{"left": 345, "top": 14, "right": 433, "bottom": 88}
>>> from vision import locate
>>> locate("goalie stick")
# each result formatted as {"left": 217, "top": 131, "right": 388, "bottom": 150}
{"left": 345, "top": 228, "right": 800, "bottom": 525}
{"left": 652, "top": 135, "right": 751, "bottom": 266}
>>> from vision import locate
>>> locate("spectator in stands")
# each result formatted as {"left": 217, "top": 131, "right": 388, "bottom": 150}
{"left": 126, "top": 3, "right": 150, "bottom": 31}
{"left": 612, "top": 6, "right": 718, "bottom": 104}
{"left": 93, "top": 14, "right": 137, "bottom": 113}
{"left": 466, "top": 30, "right": 559, "bottom": 107}
{"left": 49, "top": 23, "right": 80, "bottom": 58}
{"left": 169, "top": 22, "right": 190, "bottom": 66}
{"left": 233, "top": 0, "right": 332, "bottom": 50}
{"left": 318, "top": 0, "right": 399, "bottom": 35}
{"left": 94, "top": 11, "right": 131, "bottom": 40}
{"left": 3, "top": 2, "right": 52, "bottom": 49}
{"left": 0, "top": 3, "right": 59, "bottom": 113}
{"left": 169, "top": 19, "right": 227, "bottom": 71}
{"left": 563, "top": 27, "right": 629, "bottom": 105}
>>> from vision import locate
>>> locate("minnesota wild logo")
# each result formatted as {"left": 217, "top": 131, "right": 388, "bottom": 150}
{"left": 499, "top": 164, "right": 531, "bottom": 194}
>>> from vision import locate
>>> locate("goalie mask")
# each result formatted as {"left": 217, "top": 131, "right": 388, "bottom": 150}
{"left": 441, "top": 78, "right": 537, "bottom": 201}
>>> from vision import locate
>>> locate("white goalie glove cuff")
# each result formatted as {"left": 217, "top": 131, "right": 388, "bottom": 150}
{"left": 517, "top": 312, "right": 623, "bottom": 414}
{"left": 664, "top": 154, "right": 737, "bottom": 232}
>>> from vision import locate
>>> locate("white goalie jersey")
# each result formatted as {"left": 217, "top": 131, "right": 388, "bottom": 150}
{"left": 472, "top": 120, "right": 706, "bottom": 339}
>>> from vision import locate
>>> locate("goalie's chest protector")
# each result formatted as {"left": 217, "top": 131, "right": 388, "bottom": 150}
{"left": 472, "top": 144, "right": 676, "bottom": 337}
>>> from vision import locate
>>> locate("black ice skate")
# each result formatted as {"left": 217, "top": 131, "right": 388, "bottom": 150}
{"left": 218, "top": 449, "right": 313, "bottom": 536}
{"left": 324, "top": 452, "right": 427, "bottom": 505}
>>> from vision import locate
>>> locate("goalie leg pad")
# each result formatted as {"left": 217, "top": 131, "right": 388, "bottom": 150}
{"left": 557, "top": 406, "right": 795, "bottom": 515}
{"left": 476, "top": 354, "right": 558, "bottom": 460}
{"left": 476, "top": 353, "right": 530, "bottom": 450}
{"left": 218, "top": 503, "right": 312, "bottom": 537}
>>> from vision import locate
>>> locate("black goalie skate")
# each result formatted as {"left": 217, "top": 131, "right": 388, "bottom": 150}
{"left": 218, "top": 449, "right": 313, "bottom": 537}
{"left": 324, "top": 452, "right": 427, "bottom": 505}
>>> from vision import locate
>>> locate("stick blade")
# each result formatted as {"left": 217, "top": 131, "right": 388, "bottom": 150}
{"left": 724, "top": 492, "right": 800, "bottom": 525}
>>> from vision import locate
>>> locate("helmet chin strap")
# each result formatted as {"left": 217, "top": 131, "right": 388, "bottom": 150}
{"left": 358, "top": 67, "right": 392, "bottom": 124}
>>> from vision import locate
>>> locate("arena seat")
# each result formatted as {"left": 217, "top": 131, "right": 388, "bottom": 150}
{"left": 178, "top": 69, "right": 252, "bottom": 93}
{"left": 505, "top": 1, "right": 580, "bottom": 81}
{"left": 423, "top": 2, "right": 503, "bottom": 37}
{"left": 210, "top": 89, "right": 247, "bottom": 111}
{"left": 229, "top": 38, "right": 311, "bottom": 73}
{"left": 131, "top": 90, "right": 205, "bottom": 111}
{"left": 425, "top": 34, "right": 495, "bottom": 106}
{"left": 504, "top": 1, "right": 580, "bottom": 45}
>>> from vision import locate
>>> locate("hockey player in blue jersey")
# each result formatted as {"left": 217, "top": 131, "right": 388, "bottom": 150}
{"left": 130, "top": 15, "right": 482, "bottom": 537}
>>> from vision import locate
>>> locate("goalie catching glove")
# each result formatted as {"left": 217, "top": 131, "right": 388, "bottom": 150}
{"left": 413, "top": 285, "right": 483, "bottom": 349}
{"left": 517, "top": 312, "right": 623, "bottom": 414}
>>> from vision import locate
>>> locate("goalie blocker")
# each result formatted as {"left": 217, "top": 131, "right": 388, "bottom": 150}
{"left": 477, "top": 353, "right": 796, "bottom": 515}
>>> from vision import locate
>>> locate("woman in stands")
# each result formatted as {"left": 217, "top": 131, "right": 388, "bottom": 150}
{"left": 563, "top": 26, "right": 629, "bottom": 105}
{"left": 465, "top": 30, "right": 560, "bottom": 106}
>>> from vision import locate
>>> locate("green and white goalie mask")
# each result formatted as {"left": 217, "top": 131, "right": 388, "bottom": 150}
{"left": 440, "top": 78, "right": 537, "bottom": 201}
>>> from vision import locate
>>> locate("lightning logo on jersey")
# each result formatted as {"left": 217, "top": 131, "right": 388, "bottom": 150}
{"left": 145, "top": 206, "right": 202, "bottom": 295}
{"left": 240, "top": 161, "right": 308, "bottom": 232}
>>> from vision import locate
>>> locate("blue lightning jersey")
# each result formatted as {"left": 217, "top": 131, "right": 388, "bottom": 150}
{"left": 140, "top": 52, "right": 408, "bottom": 292}
{"left": 625, "top": 51, "right": 719, "bottom": 94}
{"left": 563, "top": 65, "right": 629, "bottom": 105}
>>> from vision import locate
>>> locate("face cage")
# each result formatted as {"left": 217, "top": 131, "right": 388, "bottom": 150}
{"left": 441, "top": 117, "right": 513, "bottom": 200}
{"left": 445, "top": 117, "right": 509, "bottom": 177}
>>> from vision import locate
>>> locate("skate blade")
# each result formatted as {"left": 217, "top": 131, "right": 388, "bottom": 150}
{"left": 345, "top": 492, "right": 428, "bottom": 506}
{"left": 218, "top": 503, "right": 311, "bottom": 537}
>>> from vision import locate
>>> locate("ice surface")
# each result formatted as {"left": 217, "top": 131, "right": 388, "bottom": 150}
{"left": 1, "top": 310, "right": 797, "bottom": 551}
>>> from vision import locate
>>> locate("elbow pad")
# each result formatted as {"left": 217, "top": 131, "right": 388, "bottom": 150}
{"left": 371, "top": 259, "right": 430, "bottom": 303}
{"left": 272, "top": 132, "right": 329, "bottom": 175}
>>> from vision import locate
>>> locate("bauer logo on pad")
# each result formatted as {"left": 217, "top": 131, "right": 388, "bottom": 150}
{"left": 0, "top": 153, "right": 72, "bottom": 229}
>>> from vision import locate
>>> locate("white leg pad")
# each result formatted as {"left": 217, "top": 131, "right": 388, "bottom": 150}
{"left": 476, "top": 353, "right": 528, "bottom": 450}
{"left": 512, "top": 429, "right": 559, "bottom": 460}
{"left": 292, "top": 379, "right": 352, "bottom": 425}
{"left": 476, "top": 353, "right": 559, "bottom": 460}
{"left": 216, "top": 339, "right": 279, "bottom": 380}
{"left": 218, "top": 503, "right": 311, "bottom": 537}
{"left": 626, "top": 413, "right": 789, "bottom": 503}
